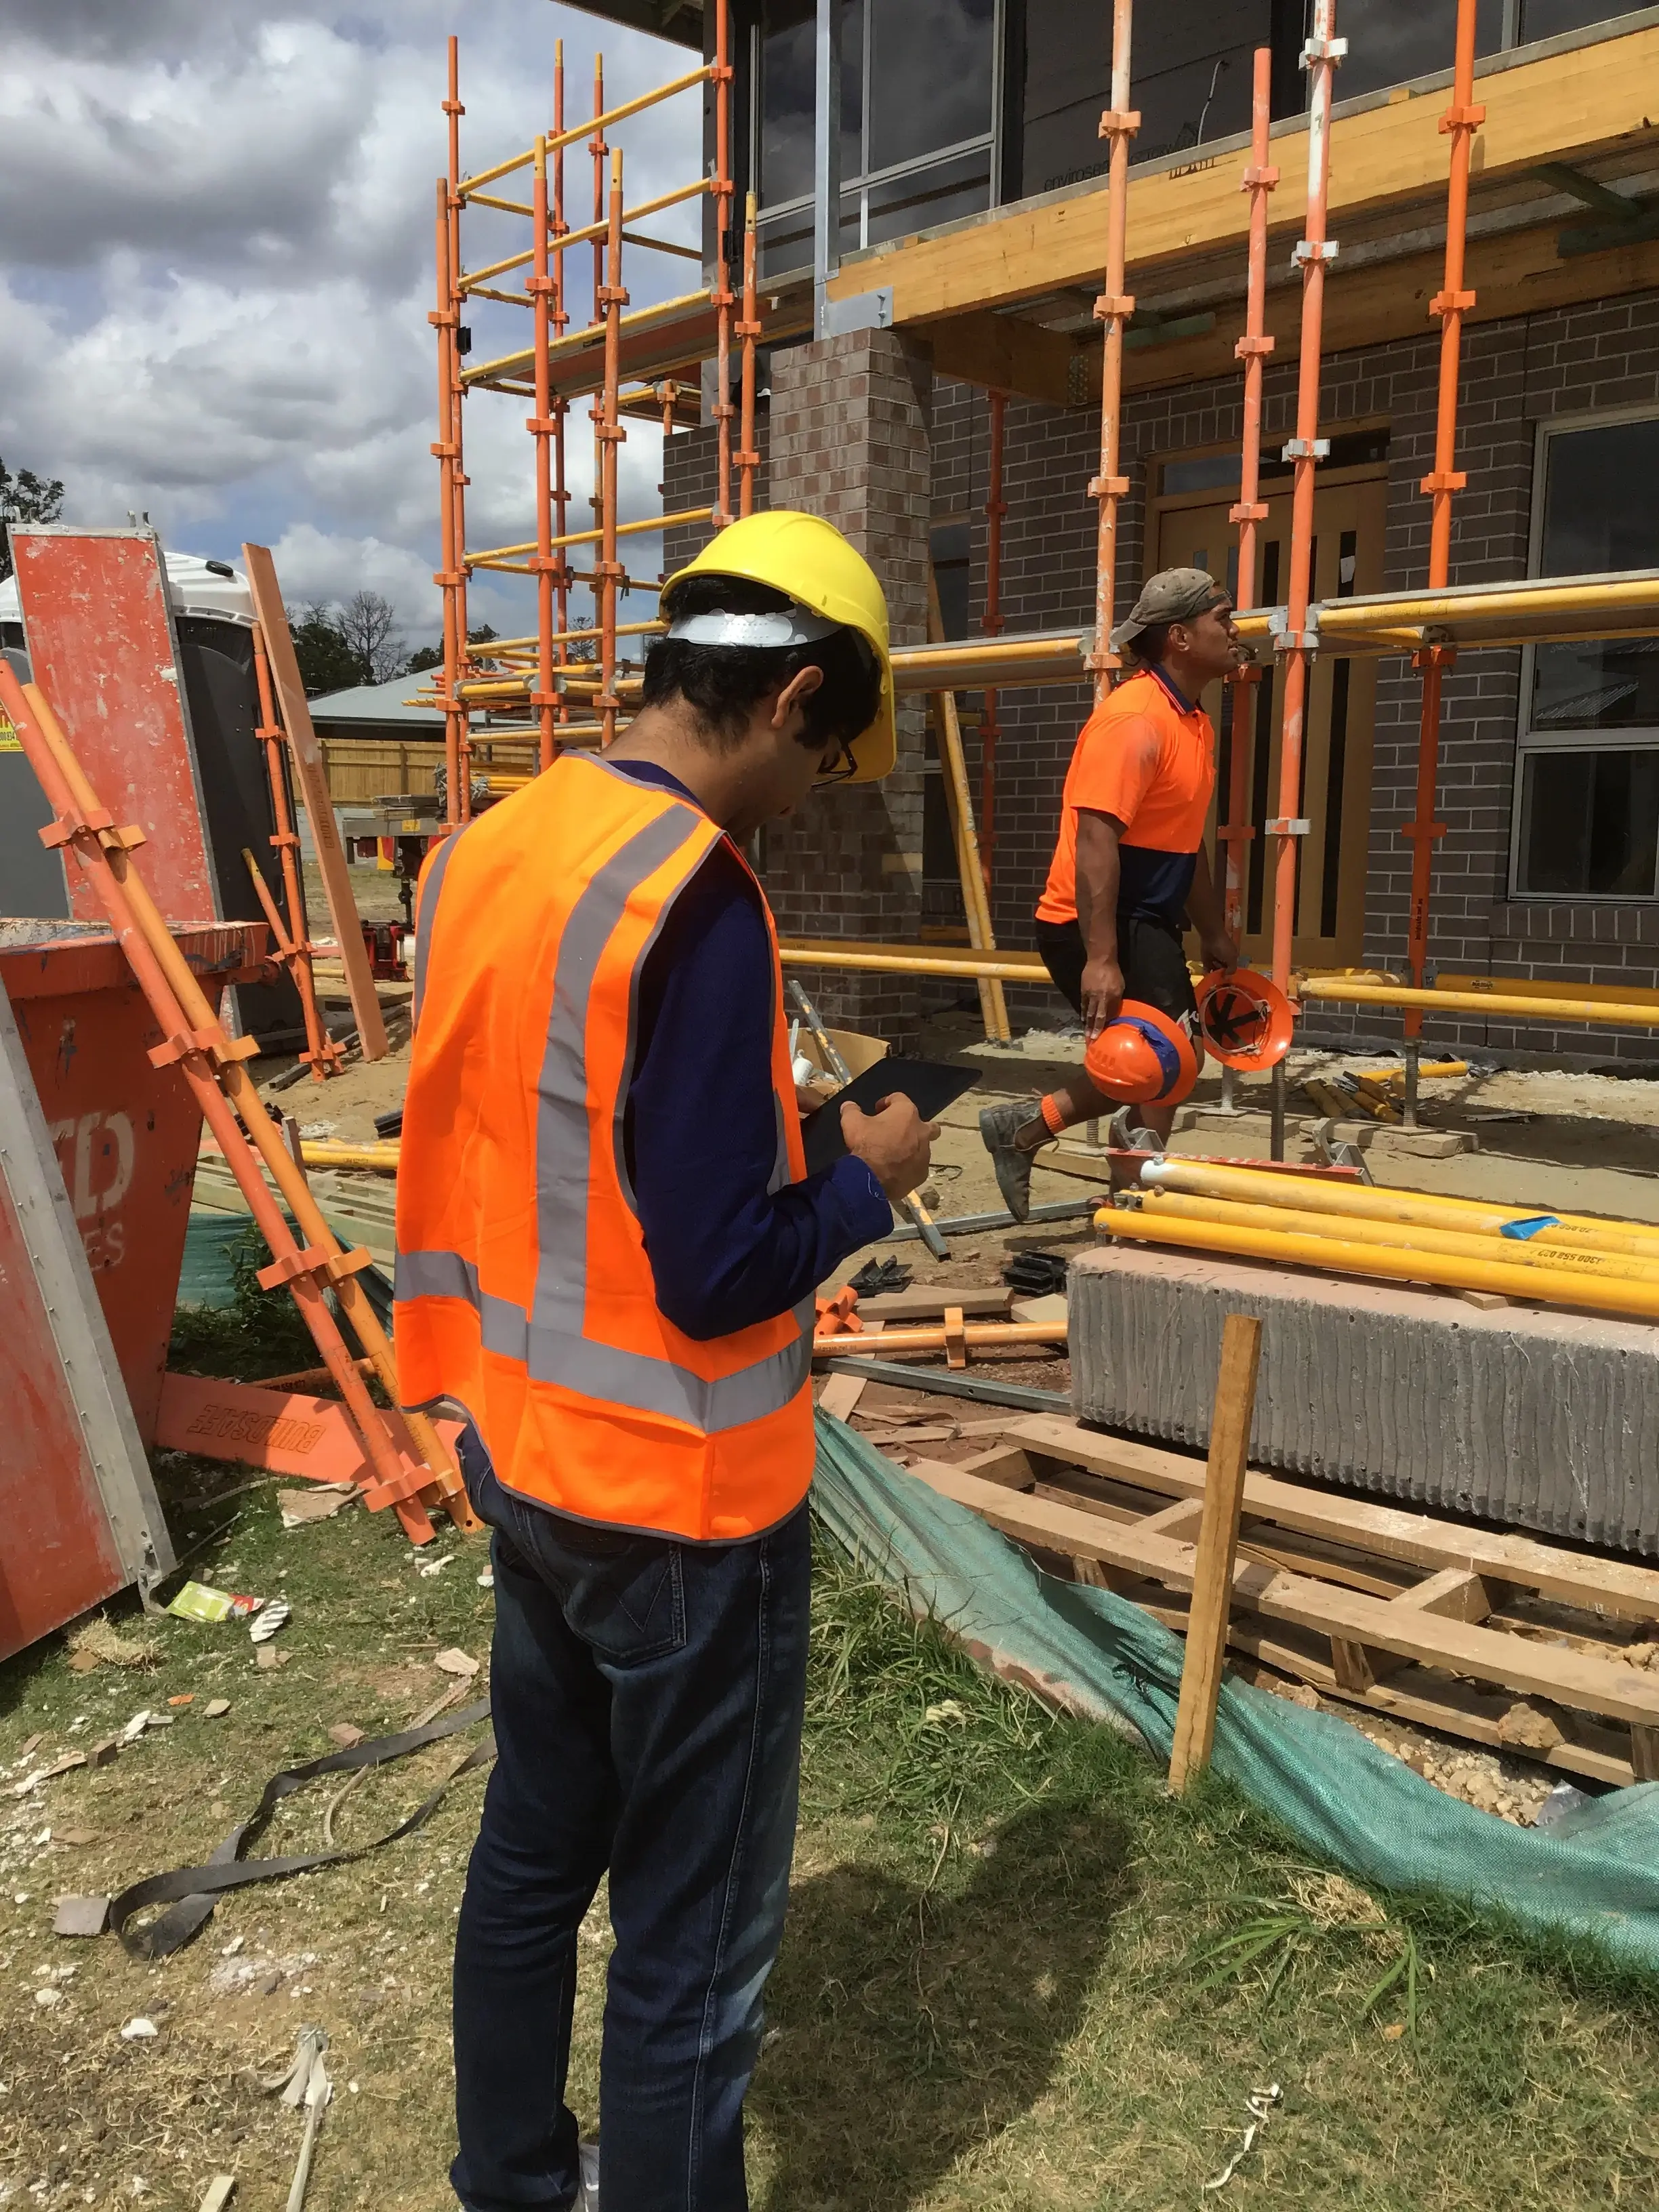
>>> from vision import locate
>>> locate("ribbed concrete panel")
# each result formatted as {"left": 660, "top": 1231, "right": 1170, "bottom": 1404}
{"left": 1069, "top": 1244, "right": 1659, "bottom": 1557}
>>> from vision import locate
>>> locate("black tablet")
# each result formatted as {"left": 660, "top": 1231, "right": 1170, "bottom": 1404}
{"left": 800, "top": 1057, "right": 978, "bottom": 1175}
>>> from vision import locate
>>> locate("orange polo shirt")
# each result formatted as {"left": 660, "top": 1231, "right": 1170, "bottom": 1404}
{"left": 1036, "top": 666, "right": 1216, "bottom": 927}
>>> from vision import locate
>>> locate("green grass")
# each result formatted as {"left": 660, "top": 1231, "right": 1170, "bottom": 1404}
{"left": 1, "top": 1292, "right": 1657, "bottom": 2207}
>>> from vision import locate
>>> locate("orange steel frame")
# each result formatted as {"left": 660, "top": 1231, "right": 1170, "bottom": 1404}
{"left": 0, "top": 661, "right": 474, "bottom": 1548}
{"left": 1400, "top": 0, "right": 1483, "bottom": 1124}
{"left": 1089, "top": 0, "right": 1138, "bottom": 695}
{"left": 432, "top": 7, "right": 754, "bottom": 823}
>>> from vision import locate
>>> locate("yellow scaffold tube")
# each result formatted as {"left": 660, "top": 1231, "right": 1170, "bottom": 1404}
{"left": 1141, "top": 1158, "right": 1659, "bottom": 1256}
{"left": 1298, "top": 978, "right": 1659, "bottom": 1028}
{"left": 1138, "top": 1191, "right": 1659, "bottom": 1288}
{"left": 1094, "top": 1205, "right": 1659, "bottom": 1322}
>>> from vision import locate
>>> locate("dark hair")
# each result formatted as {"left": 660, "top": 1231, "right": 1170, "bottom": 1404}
{"left": 1129, "top": 620, "right": 1172, "bottom": 666}
{"left": 643, "top": 574, "right": 881, "bottom": 752}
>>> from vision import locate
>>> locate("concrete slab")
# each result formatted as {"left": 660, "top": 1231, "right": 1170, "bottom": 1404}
{"left": 1069, "top": 1241, "right": 1659, "bottom": 1557}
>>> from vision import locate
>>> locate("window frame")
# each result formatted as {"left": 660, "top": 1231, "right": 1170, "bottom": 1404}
{"left": 754, "top": 0, "right": 1004, "bottom": 276}
{"left": 1510, "top": 398, "right": 1659, "bottom": 901}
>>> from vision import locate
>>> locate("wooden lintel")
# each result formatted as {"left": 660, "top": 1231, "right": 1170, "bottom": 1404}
{"left": 925, "top": 309, "right": 1080, "bottom": 409}
{"left": 830, "top": 25, "right": 1659, "bottom": 328}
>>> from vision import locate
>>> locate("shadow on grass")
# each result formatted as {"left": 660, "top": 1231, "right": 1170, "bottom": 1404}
{"left": 754, "top": 1791, "right": 1131, "bottom": 2209}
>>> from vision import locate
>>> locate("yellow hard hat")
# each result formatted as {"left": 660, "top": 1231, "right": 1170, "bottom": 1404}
{"left": 661, "top": 510, "right": 895, "bottom": 781}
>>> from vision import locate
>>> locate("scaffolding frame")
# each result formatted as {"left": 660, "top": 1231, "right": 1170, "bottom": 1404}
{"left": 430, "top": 10, "right": 752, "bottom": 825}
{"left": 417, "top": 0, "right": 1659, "bottom": 1073}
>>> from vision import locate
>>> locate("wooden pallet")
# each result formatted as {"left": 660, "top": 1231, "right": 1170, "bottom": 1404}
{"left": 908, "top": 1414, "right": 1659, "bottom": 1787}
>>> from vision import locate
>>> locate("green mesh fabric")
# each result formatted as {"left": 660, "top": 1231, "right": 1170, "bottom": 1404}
{"left": 813, "top": 1410, "right": 1659, "bottom": 1971}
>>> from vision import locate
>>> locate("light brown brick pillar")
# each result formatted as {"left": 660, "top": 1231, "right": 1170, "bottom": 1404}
{"left": 761, "top": 328, "right": 930, "bottom": 1047}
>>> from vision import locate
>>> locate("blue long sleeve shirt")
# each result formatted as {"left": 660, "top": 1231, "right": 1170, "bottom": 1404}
{"left": 613, "top": 761, "right": 892, "bottom": 1340}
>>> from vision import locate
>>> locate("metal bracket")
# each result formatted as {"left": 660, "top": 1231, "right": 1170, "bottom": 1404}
{"left": 820, "top": 287, "right": 893, "bottom": 340}
{"left": 1267, "top": 817, "right": 1312, "bottom": 836}
{"left": 1281, "top": 436, "right": 1329, "bottom": 461}
{"left": 1300, "top": 35, "right": 1348, "bottom": 64}
{"left": 1292, "top": 239, "right": 1339, "bottom": 267}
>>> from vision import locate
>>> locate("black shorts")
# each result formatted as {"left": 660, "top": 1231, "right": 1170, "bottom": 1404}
{"left": 1034, "top": 912, "right": 1197, "bottom": 1027}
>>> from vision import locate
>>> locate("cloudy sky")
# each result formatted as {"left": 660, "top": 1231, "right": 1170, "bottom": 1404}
{"left": 0, "top": 1, "right": 703, "bottom": 655}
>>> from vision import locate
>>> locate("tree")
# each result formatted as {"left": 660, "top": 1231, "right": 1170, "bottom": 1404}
{"left": 291, "top": 604, "right": 363, "bottom": 697}
{"left": 0, "top": 455, "right": 66, "bottom": 583}
{"left": 407, "top": 622, "right": 498, "bottom": 674}
{"left": 335, "top": 590, "right": 406, "bottom": 684}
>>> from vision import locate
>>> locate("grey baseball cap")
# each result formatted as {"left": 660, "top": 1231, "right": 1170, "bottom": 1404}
{"left": 1111, "top": 566, "right": 1228, "bottom": 651}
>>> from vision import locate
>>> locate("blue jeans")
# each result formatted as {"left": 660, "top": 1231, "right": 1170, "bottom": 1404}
{"left": 451, "top": 1447, "right": 811, "bottom": 2212}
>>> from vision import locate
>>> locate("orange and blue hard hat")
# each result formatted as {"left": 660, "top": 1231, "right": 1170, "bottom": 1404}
{"left": 1083, "top": 1000, "right": 1200, "bottom": 1106}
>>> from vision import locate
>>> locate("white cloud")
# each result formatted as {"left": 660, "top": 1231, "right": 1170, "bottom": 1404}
{"left": 0, "top": 4, "right": 699, "bottom": 640}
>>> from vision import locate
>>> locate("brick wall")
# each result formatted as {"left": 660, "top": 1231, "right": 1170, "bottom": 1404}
{"left": 665, "top": 333, "right": 933, "bottom": 1044}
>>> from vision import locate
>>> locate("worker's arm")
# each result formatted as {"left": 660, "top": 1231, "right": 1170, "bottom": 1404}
{"left": 1183, "top": 844, "right": 1239, "bottom": 972}
{"left": 623, "top": 843, "right": 904, "bottom": 1342}
{"left": 1073, "top": 807, "right": 1127, "bottom": 1040}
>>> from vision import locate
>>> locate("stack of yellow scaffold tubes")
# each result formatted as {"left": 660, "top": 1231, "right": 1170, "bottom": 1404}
{"left": 1096, "top": 1158, "right": 1659, "bottom": 1322}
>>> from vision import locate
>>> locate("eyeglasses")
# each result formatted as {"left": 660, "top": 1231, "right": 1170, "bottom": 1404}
{"left": 814, "top": 734, "right": 859, "bottom": 786}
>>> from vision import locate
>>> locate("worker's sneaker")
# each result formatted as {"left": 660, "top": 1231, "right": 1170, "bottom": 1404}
{"left": 577, "top": 2139, "right": 600, "bottom": 2211}
{"left": 980, "top": 1099, "right": 1038, "bottom": 1223}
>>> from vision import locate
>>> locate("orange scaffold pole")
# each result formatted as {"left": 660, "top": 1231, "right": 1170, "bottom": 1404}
{"left": 737, "top": 192, "right": 761, "bottom": 517}
{"left": 981, "top": 388, "right": 1006, "bottom": 893}
{"left": 1221, "top": 48, "right": 1277, "bottom": 947}
{"left": 596, "top": 146, "right": 627, "bottom": 745}
{"left": 529, "top": 62, "right": 564, "bottom": 773}
{"left": 552, "top": 43, "right": 573, "bottom": 759}
{"left": 1089, "top": 0, "right": 1138, "bottom": 698}
{"left": 432, "top": 171, "right": 465, "bottom": 828}
{"left": 1267, "top": 0, "right": 1343, "bottom": 1155}
{"left": 447, "top": 37, "right": 474, "bottom": 821}
{"left": 1216, "top": 47, "right": 1278, "bottom": 1113}
{"left": 251, "top": 625, "right": 342, "bottom": 1080}
{"left": 1401, "top": 0, "right": 1484, "bottom": 1126}
{"left": 0, "top": 665, "right": 473, "bottom": 1545}
{"left": 711, "top": 0, "right": 735, "bottom": 526}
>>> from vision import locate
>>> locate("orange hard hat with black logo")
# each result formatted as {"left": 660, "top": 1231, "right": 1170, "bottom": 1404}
{"left": 1194, "top": 967, "right": 1294, "bottom": 1073}
{"left": 1083, "top": 1000, "right": 1200, "bottom": 1106}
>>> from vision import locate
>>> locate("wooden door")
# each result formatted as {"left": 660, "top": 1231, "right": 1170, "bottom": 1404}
{"left": 1157, "top": 473, "right": 1386, "bottom": 969}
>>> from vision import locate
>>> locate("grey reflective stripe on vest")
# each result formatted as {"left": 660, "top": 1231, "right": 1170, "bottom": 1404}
{"left": 396, "top": 1247, "right": 812, "bottom": 1430}
{"left": 411, "top": 824, "right": 468, "bottom": 1027}
{"left": 396, "top": 792, "right": 811, "bottom": 1434}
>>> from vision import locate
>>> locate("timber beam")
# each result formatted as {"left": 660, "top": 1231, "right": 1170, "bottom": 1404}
{"left": 830, "top": 23, "right": 1659, "bottom": 334}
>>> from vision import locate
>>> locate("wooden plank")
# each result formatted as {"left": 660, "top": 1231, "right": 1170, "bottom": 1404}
{"left": 855, "top": 1286, "right": 1012, "bottom": 1320}
{"left": 1395, "top": 1567, "right": 1495, "bottom": 1624}
{"left": 242, "top": 544, "right": 388, "bottom": 1060}
{"left": 1169, "top": 1315, "right": 1261, "bottom": 1793}
{"left": 1006, "top": 1414, "right": 1659, "bottom": 1624}
{"left": 1330, "top": 1637, "right": 1409, "bottom": 1694}
{"left": 1141, "top": 1595, "right": 1638, "bottom": 1790}
{"left": 828, "top": 25, "right": 1659, "bottom": 325}
{"left": 912, "top": 1460, "right": 1659, "bottom": 1729}
{"left": 956, "top": 1444, "right": 1039, "bottom": 1490}
{"left": 816, "top": 1318, "right": 884, "bottom": 1418}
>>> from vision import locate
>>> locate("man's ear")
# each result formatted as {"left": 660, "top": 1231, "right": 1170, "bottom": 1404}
{"left": 769, "top": 663, "right": 826, "bottom": 731}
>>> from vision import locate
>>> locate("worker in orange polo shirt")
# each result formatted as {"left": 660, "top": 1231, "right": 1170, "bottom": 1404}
{"left": 980, "top": 567, "right": 1244, "bottom": 1220}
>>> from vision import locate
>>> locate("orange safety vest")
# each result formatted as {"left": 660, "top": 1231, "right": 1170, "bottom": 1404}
{"left": 394, "top": 754, "right": 815, "bottom": 1541}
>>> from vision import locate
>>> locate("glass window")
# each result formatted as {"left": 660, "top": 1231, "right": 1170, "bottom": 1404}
{"left": 758, "top": 0, "right": 816, "bottom": 208}
{"left": 1528, "top": 415, "right": 1659, "bottom": 737}
{"left": 867, "top": 147, "right": 992, "bottom": 247}
{"left": 1328, "top": 0, "right": 1504, "bottom": 104}
{"left": 867, "top": 0, "right": 996, "bottom": 174}
{"left": 1517, "top": 748, "right": 1659, "bottom": 896}
{"left": 1513, "top": 411, "right": 1659, "bottom": 899}
{"left": 1521, "top": 1, "right": 1641, "bottom": 41}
